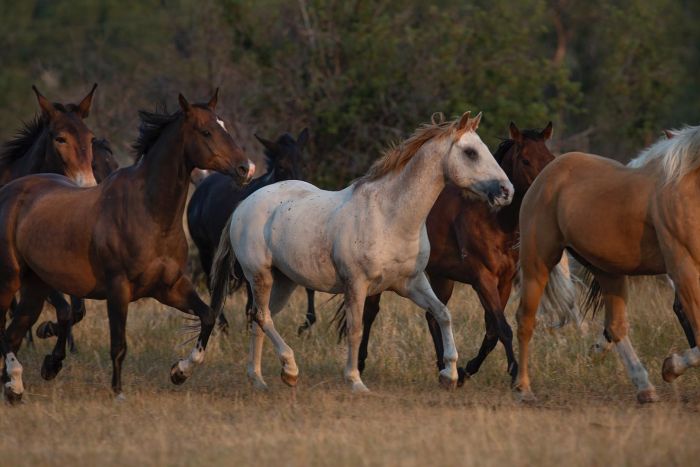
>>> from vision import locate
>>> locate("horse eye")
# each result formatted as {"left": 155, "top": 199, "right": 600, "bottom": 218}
{"left": 55, "top": 136, "right": 67, "bottom": 144}
{"left": 202, "top": 130, "right": 212, "bottom": 137}
{"left": 522, "top": 159, "right": 531, "bottom": 166}
{"left": 464, "top": 148, "right": 478, "bottom": 160}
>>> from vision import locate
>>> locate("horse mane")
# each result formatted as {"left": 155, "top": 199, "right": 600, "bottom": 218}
{"left": 132, "top": 107, "right": 183, "bottom": 157}
{"left": 493, "top": 129, "right": 546, "bottom": 164}
{"left": 627, "top": 125, "right": 700, "bottom": 184}
{"left": 0, "top": 115, "right": 47, "bottom": 171}
{"left": 354, "top": 115, "right": 459, "bottom": 186}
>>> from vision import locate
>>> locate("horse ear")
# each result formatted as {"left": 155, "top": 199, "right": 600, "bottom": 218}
{"left": 255, "top": 134, "right": 277, "bottom": 153}
{"left": 207, "top": 87, "right": 219, "bottom": 110}
{"left": 541, "top": 121, "right": 554, "bottom": 140}
{"left": 664, "top": 129, "right": 675, "bottom": 139}
{"left": 178, "top": 93, "right": 192, "bottom": 113}
{"left": 469, "top": 111, "right": 482, "bottom": 131}
{"left": 77, "top": 83, "right": 98, "bottom": 118}
{"left": 457, "top": 111, "right": 472, "bottom": 132}
{"left": 509, "top": 121, "right": 522, "bottom": 141}
{"left": 32, "top": 85, "right": 56, "bottom": 118}
{"left": 297, "top": 128, "right": 309, "bottom": 148}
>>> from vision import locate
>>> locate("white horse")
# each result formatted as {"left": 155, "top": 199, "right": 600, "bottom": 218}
{"left": 210, "top": 112, "right": 514, "bottom": 392}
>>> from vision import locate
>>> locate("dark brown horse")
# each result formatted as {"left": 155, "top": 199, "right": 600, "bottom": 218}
{"left": 1, "top": 84, "right": 102, "bottom": 347}
{"left": 336, "top": 123, "right": 573, "bottom": 382}
{"left": 187, "top": 129, "right": 316, "bottom": 333}
{"left": 0, "top": 90, "right": 253, "bottom": 402}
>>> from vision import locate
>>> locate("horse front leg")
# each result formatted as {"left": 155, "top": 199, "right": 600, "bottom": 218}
{"left": 297, "top": 288, "right": 317, "bottom": 335}
{"left": 159, "top": 276, "right": 217, "bottom": 386}
{"left": 401, "top": 273, "right": 458, "bottom": 389}
{"left": 423, "top": 276, "right": 455, "bottom": 373}
{"left": 40, "top": 291, "right": 73, "bottom": 381}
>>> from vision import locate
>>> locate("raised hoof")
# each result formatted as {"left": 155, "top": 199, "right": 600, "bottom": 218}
{"left": 438, "top": 370, "right": 457, "bottom": 390}
{"left": 4, "top": 388, "right": 22, "bottom": 405}
{"left": 170, "top": 362, "right": 188, "bottom": 385}
{"left": 351, "top": 381, "right": 370, "bottom": 393}
{"left": 637, "top": 388, "right": 660, "bottom": 404}
{"left": 35, "top": 321, "right": 57, "bottom": 339}
{"left": 40, "top": 355, "right": 63, "bottom": 381}
{"left": 513, "top": 387, "right": 536, "bottom": 404}
{"left": 280, "top": 369, "right": 298, "bottom": 387}
{"left": 662, "top": 355, "right": 681, "bottom": 383}
{"left": 457, "top": 367, "right": 469, "bottom": 387}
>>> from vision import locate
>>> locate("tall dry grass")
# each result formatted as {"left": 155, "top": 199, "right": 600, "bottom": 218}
{"left": 0, "top": 277, "right": 698, "bottom": 466}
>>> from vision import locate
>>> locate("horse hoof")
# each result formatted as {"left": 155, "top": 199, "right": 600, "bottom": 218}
{"left": 637, "top": 388, "right": 660, "bottom": 404}
{"left": 170, "top": 362, "right": 188, "bottom": 385}
{"left": 351, "top": 381, "right": 370, "bottom": 393}
{"left": 280, "top": 369, "right": 298, "bottom": 387}
{"left": 251, "top": 379, "right": 269, "bottom": 391}
{"left": 438, "top": 370, "right": 457, "bottom": 390}
{"left": 40, "top": 355, "right": 63, "bottom": 381}
{"left": 662, "top": 355, "right": 681, "bottom": 383}
{"left": 114, "top": 393, "right": 127, "bottom": 403}
{"left": 513, "top": 387, "right": 536, "bottom": 404}
{"left": 4, "top": 388, "right": 22, "bottom": 405}
{"left": 457, "top": 367, "right": 469, "bottom": 387}
{"left": 35, "top": 321, "right": 57, "bottom": 339}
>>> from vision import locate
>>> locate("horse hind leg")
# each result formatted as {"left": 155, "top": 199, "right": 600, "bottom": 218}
{"left": 596, "top": 274, "right": 657, "bottom": 403}
{"left": 248, "top": 269, "right": 299, "bottom": 387}
{"left": 297, "top": 288, "right": 316, "bottom": 335}
{"left": 247, "top": 274, "right": 297, "bottom": 390}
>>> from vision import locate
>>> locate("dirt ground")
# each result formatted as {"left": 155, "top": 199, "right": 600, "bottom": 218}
{"left": 1, "top": 277, "right": 698, "bottom": 466}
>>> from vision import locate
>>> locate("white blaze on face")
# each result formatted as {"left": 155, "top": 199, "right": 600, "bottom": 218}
{"left": 216, "top": 117, "right": 227, "bottom": 132}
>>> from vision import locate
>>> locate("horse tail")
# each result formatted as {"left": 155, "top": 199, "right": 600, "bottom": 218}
{"left": 513, "top": 255, "right": 583, "bottom": 330}
{"left": 330, "top": 300, "right": 348, "bottom": 343}
{"left": 578, "top": 267, "right": 604, "bottom": 320}
{"left": 209, "top": 213, "right": 243, "bottom": 317}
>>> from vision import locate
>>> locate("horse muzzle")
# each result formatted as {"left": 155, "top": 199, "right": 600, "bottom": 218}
{"left": 73, "top": 172, "right": 98, "bottom": 187}
{"left": 478, "top": 179, "right": 514, "bottom": 209}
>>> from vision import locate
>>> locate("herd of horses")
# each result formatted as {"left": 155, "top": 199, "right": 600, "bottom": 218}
{"left": 0, "top": 84, "right": 698, "bottom": 405}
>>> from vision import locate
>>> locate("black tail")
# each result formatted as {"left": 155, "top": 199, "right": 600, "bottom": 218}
{"left": 330, "top": 300, "right": 347, "bottom": 343}
{"left": 209, "top": 213, "right": 244, "bottom": 318}
{"left": 579, "top": 267, "right": 604, "bottom": 318}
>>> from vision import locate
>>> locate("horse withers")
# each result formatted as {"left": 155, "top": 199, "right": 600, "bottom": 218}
{"left": 210, "top": 112, "right": 513, "bottom": 392}
{"left": 0, "top": 89, "right": 253, "bottom": 403}
{"left": 514, "top": 125, "right": 700, "bottom": 404}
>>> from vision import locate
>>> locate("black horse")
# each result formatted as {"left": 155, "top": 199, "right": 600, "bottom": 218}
{"left": 187, "top": 129, "right": 316, "bottom": 332}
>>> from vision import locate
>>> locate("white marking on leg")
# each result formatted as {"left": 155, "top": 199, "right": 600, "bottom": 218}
{"left": 590, "top": 332, "right": 613, "bottom": 359}
{"left": 259, "top": 315, "right": 298, "bottom": 378}
{"left": 177, "top": 341, "right": 205, "bottom": 378}
{"left": 667, "top": 346, "right": 700, "bottom": 378}
{"left": 615, "top": 337, "right": 655, "bottom": 393}
{"left": 4, "top": 353, "right": 24, "bottom": 395}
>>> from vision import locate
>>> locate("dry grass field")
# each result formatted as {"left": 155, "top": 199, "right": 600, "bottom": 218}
{"left": 1, "top": 277, "right": 699, "bottom": 466}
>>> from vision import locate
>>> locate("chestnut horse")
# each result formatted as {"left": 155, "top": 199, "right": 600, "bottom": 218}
{"left": 514, "top": 125, "right": 700, "bottom": 404}
{"left": 210, "top": 112, "right": 514, "bottom": 392}
{"left": 0, "top": 90, "right": 253, "bottom": 402}
{"left": 335, "top": 122, "right": 579, "bottom": 382}
{"left": 187, "top": 129, "right": 315, "bottom": 334}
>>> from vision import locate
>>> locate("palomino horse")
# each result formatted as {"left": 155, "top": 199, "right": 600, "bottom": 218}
{"left": 0, "top": 90, "right": 254, "bottom": 402}
{"left": 343, "top": 122, "right": 579, "bottom": 383}
{"left": 210, "top": 112, "right": 514, "bottom": 392}
{"left": 514, "top": 125, "right": 700, "bottom": 404}
{"left": 187, "top": 129, "right": 316, "bottom": 334}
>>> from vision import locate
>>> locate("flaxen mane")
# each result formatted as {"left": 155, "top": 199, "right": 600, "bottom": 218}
{"left": 627, "top": 125, "right": 700, "bottom": 185}
{"left": 354, "top": 114, "right": 459, "bottom": 186}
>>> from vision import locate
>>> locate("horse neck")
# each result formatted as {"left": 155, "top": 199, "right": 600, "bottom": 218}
{"left": 137, "top": 120, "right": 191, "bottom": 231}
{"left": 368, "top": 142, "right": 447, "bottom": 236}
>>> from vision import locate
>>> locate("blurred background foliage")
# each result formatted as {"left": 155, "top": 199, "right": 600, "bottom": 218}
{"left": 0, "top": 0, "right": 697, "bottom": 187}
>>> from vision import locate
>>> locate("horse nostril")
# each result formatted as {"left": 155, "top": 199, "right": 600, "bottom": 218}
{"left": 500, "top": 182, "right": 513, "bottom": 199}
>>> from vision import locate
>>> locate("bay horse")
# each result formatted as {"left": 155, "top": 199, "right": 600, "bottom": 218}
{"left": 345, "top": 122, "right": 579, "bottom": 383}
{"left": 0, "top": 90, "right": 254, "bottom": 402}
{"left": 1, "top": 84, "right": 101, "bottom": 348}
{"left": 210, "top": 112, "right": 514, "bottom": 392}
{"left": 30, "top": 138, "right": 120, "bottom": 351}
{"left": 514, "top": 124, "right": 700, "bottom": 404}
{"left": 187, "top": 129, "right": 316, "bottom": 333}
